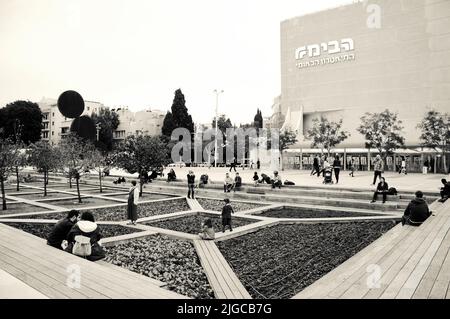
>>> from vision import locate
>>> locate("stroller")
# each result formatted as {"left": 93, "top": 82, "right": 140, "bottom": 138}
{"left": 323, "top": 167, "right": 334, "bottom": 185}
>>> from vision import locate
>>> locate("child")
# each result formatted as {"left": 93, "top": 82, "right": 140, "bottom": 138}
{"left": 253, "top": 172, "right": 259, "bottom": 186}
{"left": 221, "top": 198, "right": 234, "bottom": 233}
{"left": 198, "top": 218, "right": 215, "bottom": 240}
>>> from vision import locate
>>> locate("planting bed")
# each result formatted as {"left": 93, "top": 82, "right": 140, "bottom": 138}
{"left": 2, "top": 222, "right": 142, "bottom": 240}
{"left": 12, "top": 198, "right": 190, "bottom": 221}
{"left": 104, "top": 235, "right": 214, "bottom": 299}
{"left": 197, "top": 198, "right": 266, "bottom": 212}
{"left": 217, "top": 221, "right": 396, "bottom": 299}
{"left": 105, "top": 192, "right": 177, "bottom": 201}
{"left": 145, "top": 212, "right": 256, "bottom": 234}
{"left": 41, "top": 197, "right": 118, "bottom": 209}
{"left": 253, "top": 207, "right": 378, "bottom": 219}
{"left": 15, "top": 192, "right": 72, "bottom": 200}
{"left": 0, "top": 203, "right": 50, "bottom": 216}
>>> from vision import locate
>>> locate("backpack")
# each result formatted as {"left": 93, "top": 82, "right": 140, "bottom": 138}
{"left": 388, "top": 187, "right": 398, "bottom": 196}
{"left": 284, "top": 180, "right": 295, "bottom": 186}
{"left": 72, "top": 235, "right": 92, "bottom": 257}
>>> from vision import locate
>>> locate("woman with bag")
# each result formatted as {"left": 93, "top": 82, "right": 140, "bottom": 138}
{"left": 65, "top": 211, "right": 105, "bottom": 261}
{"left": 127, "top": 180, "right": 139, "bottom": 225}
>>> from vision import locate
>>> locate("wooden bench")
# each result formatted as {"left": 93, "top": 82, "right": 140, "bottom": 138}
{"left": 0, "top": 223, "right": 187, "bottom": 299}
{"left": 193, "top": 239, "right": 252, "bottom": 299}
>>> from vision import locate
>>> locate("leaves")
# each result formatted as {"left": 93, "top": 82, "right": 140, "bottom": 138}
{"left": 306, "top": 116, "right": 350, "bottom": 155}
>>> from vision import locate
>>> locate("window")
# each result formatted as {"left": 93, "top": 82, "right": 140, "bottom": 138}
{"left": 52, "top": 122, "right": 54, "bottom": 126}
{"left": 87, "top": 107, "right": 90, "bottom": 111}
{"left": 52, "top": 113, "right": 54, "bottom": 117}
{"left": 52, "top": 131, "right": 54, "bottom": 136}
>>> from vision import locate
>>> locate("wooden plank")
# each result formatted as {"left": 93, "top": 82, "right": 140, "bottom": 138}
{"left": 429, "top": 239, "right": 450, "bottom": 299}
{"left": 193, "top": 240, "right": 225, "bottom": 299}
{"left": 0, "top": 224, "right": 185, "bottom": 299}
{"left": 206, "top": 241, "right": 252, "bottom": 299}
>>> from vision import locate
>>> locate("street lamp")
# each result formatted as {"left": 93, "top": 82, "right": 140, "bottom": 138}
{"left": 213, "top": 89, "right": 224, "bottom": 168}
{"left": 96, "top": 123, "right": 101, "bottom": 142}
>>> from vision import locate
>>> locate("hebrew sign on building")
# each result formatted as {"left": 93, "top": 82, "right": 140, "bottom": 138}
{"left": 295, "top": 38, "right": 355, "bottom": 69}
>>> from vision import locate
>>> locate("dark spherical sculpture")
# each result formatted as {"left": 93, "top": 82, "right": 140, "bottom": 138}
{"left": 58, "top": 90, "right": 85, "bottom": 119}
{"left": 70, "top": 115, "right": 96, "bottom": 142}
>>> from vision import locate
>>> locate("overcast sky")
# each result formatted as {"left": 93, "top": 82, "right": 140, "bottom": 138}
{"left": 0, "top": 0, "right": 353, "bottom": 125}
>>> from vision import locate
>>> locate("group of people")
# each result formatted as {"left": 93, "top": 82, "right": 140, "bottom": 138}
{"left": 198, "top": 198, "right": 235, "bottom": 240}
{"left": 310, "top": 155, "right": 344, "bottom": 184}
{"left": 253, "top": 171, "right": 283, "bottom": 188}
{"left": 47, "top": 210, "right": 105, "bottom": 261}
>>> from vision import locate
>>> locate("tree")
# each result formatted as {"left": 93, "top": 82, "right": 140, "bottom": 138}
{"left": 28, "top": 141, "right": 61, "bottom": 197}
{"left": 58, "top": 134, "right": 96, "bottom": 203}
{"left": 90, "top": 150, "right": 111, "bottom": 193}
{"left": 254, "top": 109, "right": 263, "bottom": 129}
{"left": 0, "top": 137, "right": 21, "bottom": 210}
{"left": 161, "top": 111, "right": 176, "bottom": 139}
{"left": 91, "top": 108, "right": 120, "bottom": 152}
{"left": 306, "top": 117, "right": 350, "bottom": 156}
{"left": 357, "top": 109, "right": 405, "bottom": 160}
{"left": 417, "top": 110, "right": 450, "bottom": 172}
{"left": 0, "top": 100, "right": 43, "bottom": 145}
{"left": 265, "top": 128, "right": 298, "bottom": 170}
{"left": 114, "top": 135, "right": 170, "bottom": 196}
{"left": 171, "top": 89, "right": 195, "bottom": 133}
{"left": 212, "top": 115, "right": 234, "bottom": 162}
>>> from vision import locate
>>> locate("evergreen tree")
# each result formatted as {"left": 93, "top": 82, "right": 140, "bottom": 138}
{"left": 162, "top": 111, "right": 175, "bottom": 138}
{"left": 254, "top": 109, "right": 263, "bottom": 129}
{"left": 171, "top": 89, "right": 194, "bottom": 133}
{"left": 91, "top": 108, "right": 120, "bottom": 152}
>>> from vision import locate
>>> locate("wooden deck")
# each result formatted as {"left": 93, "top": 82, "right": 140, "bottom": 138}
{"left": 0, "top": 223, "right": 187, "bottom": 299}
{"left": 293, "top": 200, "right": 450, "bottom": 299}
{"left": 193, "top": 239, "right": 252, "bottom": 299}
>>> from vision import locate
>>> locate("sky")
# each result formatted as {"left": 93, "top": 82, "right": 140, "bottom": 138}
{"left": 0, "top": 0, "right": 354, "bottom": 125}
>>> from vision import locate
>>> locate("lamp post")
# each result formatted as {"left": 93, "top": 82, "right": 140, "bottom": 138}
{"left": 213, "top": 89, "right": 224, "bottom": 168}
{"left": 96, "top": 123, "right": 101, "bottom": 142}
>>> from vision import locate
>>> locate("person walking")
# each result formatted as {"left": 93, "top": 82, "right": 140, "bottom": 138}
{"left": 229, "top": 157, "right": 237, "bottom": 172}
{"left": 311, "top": 155, "right": 320, "bottom": 177}
{"left": 333, "top": 155, "right": 342, "bottom": 184}
{"left": 221, "top": 198, "right": 234, "bottom": 233}
{"left": 399, "top": 157, "right": 407, "bottom": 175}
{"left": 127, "top": 181, "right": 139, "bottom": 225}
{"left": 372, "top": 155, "right": 384, "bottom": 185}
{"left": 187, "top": 171, "right": 196, "bottom": 199}
{"left": 349, "top": 158, "right": 355, "bottom": 177}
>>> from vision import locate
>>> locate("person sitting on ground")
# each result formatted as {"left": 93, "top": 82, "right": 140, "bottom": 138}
{"left": 167, "top": 169, "right": 177, "bottom": 182}
{"left": 149, "top": 170, "right": 159, "bottom": 182}
{"left": 371, "top": 177, "right": 389, "bottom": 204}
{"left": 65, "top": 211, "right": 105, "bottom": 261}
{"left": 234, "top": 173, "right": 242, "bottom": 191}
{"left": 224, "top": 173, "right": 234, "bottom": 193}
{"left": 272, "top": 171, "right": 282, "bottom": 189}
{"left": 221, "top": 198, "right": 234, "bottom": 233}
{"left": 402, "top": 191, "right": 432, "bottom": 226}
{"left": 198, "top": 218, "right": 215, "bottom": 240}
{"left": 259, "top": 173, "right": 271, "bottom": 184}
{"left": 439, "top": 179, "right": 450, "bottom": 203}
{"left": 253, "top": 172, "right": 260, "bottom": 186}
{"left": 47, "top": 210, "right": 80, "bottom": 250}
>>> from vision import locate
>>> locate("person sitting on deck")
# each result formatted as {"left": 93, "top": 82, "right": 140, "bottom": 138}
{"left": 371, "top": 177, "right": 389, "bottom": 204}
{"left": 167, "top": 169, "right": 177, "bottom": 182}
{"left": 233, "top": 173, "right": 242, "bottom": 192}
{"left": 253, "top": 172, "right": 260, "bottom": 186}
{"left": 47, "top": 210, "right": 80, "bottom": 250}
{"left": 402, "top": 191, "right": 432, "bottom": 226}
{"left": 439, "top": 179, "right": 450, "bottom": 203}
{"left": 65, "top": 212, "right": 105, "bottom": 261}
{"left": 259, "top": 173, "right": 272, "bottom": 184}
{"left": 224, "top": 173, "right": 234, "bottom": 193}
{"left": 271, "top": 171, "right": 282, "bottom": 189}
{"left": 199, "top": 174, "right": 209, "bottom": 188}
{"left": 198, "top": 218, "right": 215, "bottom": 240}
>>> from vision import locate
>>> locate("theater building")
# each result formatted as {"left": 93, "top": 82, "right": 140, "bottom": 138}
{"left": 276, "top": 0, "right": 450, "bottom": 172}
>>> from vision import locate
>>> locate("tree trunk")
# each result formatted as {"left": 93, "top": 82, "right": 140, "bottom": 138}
{"left": 69, "top": 176, "right": 72, "bottom": 188}
{"left": 76, "top": 176, "right": 82, "bottom": 203}
{"left": 1, "top": 174, "right": 6, "bottom": 211}
{"left": 44, "top": 170, "right": 47, "bottom": 197}
{"left": 99, "top": 171, "right": 103, "bottom": 193}
{"left": 16, "top": 166, "right": 19, "bottom": 192}
{"left": 139, "top": 177, "right": 143, "bottom": 197}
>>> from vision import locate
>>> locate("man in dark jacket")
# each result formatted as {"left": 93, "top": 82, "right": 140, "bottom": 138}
{"left": 371, "top": 177, "right": 389, "bottom": 204}
{"left": 439, "top": 179, "right": 450, "bottom": 203}
{"left": 221, "top": 198, "right": 234, "bottom": 233}
{"left": 47, "top": 210, "right": 79, "bottom": 249}
{"left": 402, "top": 191, "right": 431, "bottom": 226}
